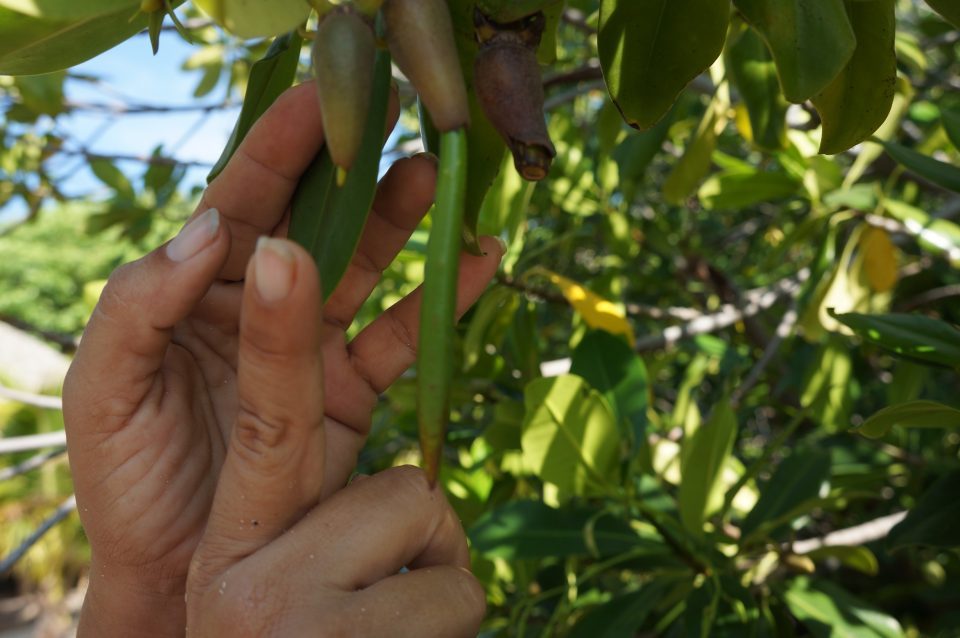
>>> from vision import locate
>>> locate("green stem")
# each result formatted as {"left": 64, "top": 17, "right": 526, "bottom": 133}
{"left": 417, "top": 128, "right": 468, "bottom": 483}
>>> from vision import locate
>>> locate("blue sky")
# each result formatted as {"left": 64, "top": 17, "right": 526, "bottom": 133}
{"left": 2, "top": 27, "right": 240, "bottom": 222}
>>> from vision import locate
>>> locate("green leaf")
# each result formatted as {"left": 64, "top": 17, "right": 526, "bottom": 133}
{"left": 698, "top": 171, "right": 800, "bottom": 210}
{"left": 568, "top": 579, "right": 675, "bottom": 638}
{"left": 612, "top": 105, "right": 673, "bottom": 204}
{"left": 462, "top": 286, "right": 520, "bottom": 371}
{"left": 571, "top": 329, "right": 650, "bottom": 449}
{"left": 856, "top": 400, "right": 960, "bottom": 439}
{"left": 288, "top": 47, "right": 392, "bottom": 300}
{"left": 925, "top": 0, "right": 960, "bottom": 28}
{"left": 830, "top": 311, "right": 960, "bottom": 369}
{"left": 0, "top": 3, "right": 157, "bottom": 75}
{"left": 89, "top": 159, "right": 134, "bottom": 199}
{"left": 804, "top": 546, "right": 879, "bottom": 576}
{"left": 888, "top": 471, "right": 960, "bottom": 550}
{"left": 598, "top": 0, "right": 729, "bottom": 130}
{"left": 726, "top": 24, "right": 789, "bottom": 151}
{"left": 874, "top": 138, "right": 960, "bottom": 193}
{"left": 733, "top": 0, "right": 855, "bottom": 103}
{"left": 207, "top": 32, "right": 302, "bottom": 183}
{"left": 784, "top": 577, "right": 904, "bottom": 638}
{"left": 193, "top": 0, "right": 311, "bottom": 39}
{"left": 942, "top": 108, "right": 960, "bottom": 151}
{"left": 521, "top": 375, "right": 620, "bottom": 497}
{"left": 469, "top": 500, "right": 653, "bottom": 560}
{"left": 0, "top": 0, "right": 132, "bottom": 20}
{"left": 812, "top": 0, "right": 896, "bottom": 154}
{"left": 663, "top": 98, "right": 725, "bottom": 205}
{"left": 740, "top": 450, "right": 830, "bottom": 540}
{"left": 678, "top": 401, "right": 738, "bottom": 533}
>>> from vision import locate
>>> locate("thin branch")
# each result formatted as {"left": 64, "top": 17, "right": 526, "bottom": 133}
{"left": 0, "top": 431, "right": 67, "bottom": 455}
{"left": 0, "top": 315, "right": 78, "bottom": 353}
{"left": 0, "top": 495, "right": 77, "bottom": 576}
{"left": 897, "top": 284, "right": 960, "bottom": 312}
{"left": 864, "top": 212, "right": 960, "bottom": 265}
{"left": 790, "top": 511, "right": 908, "bottom": 555}
{"left": 0, "top": 448, "right": 67, "bottom": 482}
{"left": 730, "top": 297, "right": 801, "bottom": 408}
{"left": 63, "top": 99, "right": 236, "bottom": 116}
{"left": 634, "top": 270, "right": 810, "bottom": 353}
{"left": 48, "top": 147, "right": 213, "bottom": 168}
{"left": 0, "top": 384, "right": 63, "bottom": 411}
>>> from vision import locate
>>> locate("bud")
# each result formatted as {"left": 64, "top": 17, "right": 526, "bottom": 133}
{"left": 312, "top": 8, "right": 376, "bottom": 172}
{"left": 383, "top": 0, "right": 470, "bottom": 132}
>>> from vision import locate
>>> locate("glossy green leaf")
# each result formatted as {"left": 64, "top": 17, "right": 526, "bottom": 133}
{"left": 888, "top": 471, "right": 960, "bottom": 550}
{"left": 207, "top": 32, "right": 302, "bottom": 183}
{"left": 784, "top": 577, "right": 904, "bottom": 638}
{"left": 598, "top": 0, "right": 728, "bottom": 130}
{"left": 288, "top": 47, "right": 392, "bottom": 300}
{"left": 698, "top": 171, "right": 800, "bottom": 210}
{"left": 678, "top": 401, "right": 738, "bottom": 533}
{"left": 193, "top": 0, "right": 311, "bottom": 39}
{"left": 875, "top": 138, "right": 960, "bottom": 193}
{"left": 882, "top": 198, "right": 960, "bottom": 268}
{"left": 805, "top": 545, "right": 879, "bottom": 576}
{"left": 830, "top": 311, "right": 960, "bottom": 369}
{"left": 0, "top": 3, "right": 158, "bottom": 75}
{"left": 571, "top": 330, "right": 649, "bottom": 449}
{"left": 521, "top": 375, "right": 620, "bottom": 497}
{"left": 925, "top": 0, "right": 960, "bottom": 27}
{"left": 612, "top": 105, "right": 673, "bottom": 204}
{"left": 469, "top": 500, "right": 653, "bottom": 559}
{"left": 569, "top": 579, "right": 674, "bottom": 638}
{"left": 740, "top": 450, "right": 830, "bottom": 540}
{"left": 857, "top": 400, "right": 960, "bottom": 439}
{"left": 726, "top": 24, "right": 788, "bottom": 151}
{"left": 733, "top": 0, "right": 855, "bottom": 103}
{"left": 813, "top": 0, "right": 897, "bottom": 154}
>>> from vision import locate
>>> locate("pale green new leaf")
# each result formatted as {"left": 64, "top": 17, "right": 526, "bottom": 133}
{"left": 784, "top": 577, "right": 904, "bottom": 638}
{"left": 521, "top": 375, "right": 620, "bottom": 497}
{"left": 678, "top": 401, "right": 738, "bottom": 533}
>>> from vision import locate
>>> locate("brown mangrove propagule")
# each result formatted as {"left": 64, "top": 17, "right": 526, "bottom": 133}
{"left": 383, "top": 0, "right": 470, "bottom": 132}
{"left": 473, "top": 9, "right": 555, "bottom": 181}
{"left": 311, "top": 6, "right": 376, "bottom": 173}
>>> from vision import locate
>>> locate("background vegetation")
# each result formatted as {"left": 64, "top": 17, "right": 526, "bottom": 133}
{"left": 1, "top": 0, "right": 960, "bottom": 636}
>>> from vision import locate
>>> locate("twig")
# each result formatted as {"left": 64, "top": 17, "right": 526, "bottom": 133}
{"left": 897, "top": 284, "right": 960, "bottom": 312}
{"left": 730, "top": 298, "right": 801, "bottom": 407}
{"left": 0, "top": 448, "right": 67, "bottom": 482}
{"left": 63, "top": 99, "right": 235, "bottom": 115}
{"left": 0, "top": 431, "right": 67, "bottom": 455}
{"left": 863, "top": 213, "right": 960, "bottom": 266}
{"left": 634, "top": 270, "right": 810, "bottom": 353}
{"left": 47, "top": 147, "right": 213, "bottom": 168}
{"left": 0, "top": 384, "right": 63, "bottom": 411}
{"left": 790, "top": 511, "right": 908, "bottom": 555}
{"left": 0, "top": 315, "right": 78, "bottom": 353}
{"left": 0, "top": 495, "right": 77, "bottom": 576}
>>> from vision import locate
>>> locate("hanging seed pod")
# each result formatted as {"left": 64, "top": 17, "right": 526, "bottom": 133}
{"left": 474, "top": 10, "right": 555, "bottom": 181}
{"left": 383, "top": 0, "right": 470, "bottom": 132}
{"left": 312, "top": 7, "right": 376, "bottom": 173}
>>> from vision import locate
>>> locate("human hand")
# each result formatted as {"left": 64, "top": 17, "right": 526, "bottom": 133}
{"left": 63, "top": 82, "right": 503, "bottom": 636}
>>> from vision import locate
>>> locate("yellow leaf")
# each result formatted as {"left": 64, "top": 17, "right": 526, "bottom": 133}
{"left": 537, "top": 269, "right": 636, "bottom": 346}
{"left": 861, "top": 227, "right": 899, "bottom": 293}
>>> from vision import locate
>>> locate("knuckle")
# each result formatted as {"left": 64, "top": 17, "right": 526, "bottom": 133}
{"left": 233, "top": 406, "right": 294, "bottom": 467}
{"left": 381, "top": 464, "right": 433, "bottom": 502}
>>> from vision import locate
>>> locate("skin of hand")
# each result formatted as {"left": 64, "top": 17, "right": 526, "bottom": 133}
{"left": 62, "top": 81, "right": 503, "bottom": 636}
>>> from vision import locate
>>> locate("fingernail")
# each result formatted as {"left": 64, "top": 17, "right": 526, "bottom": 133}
{"left": 413, "top": 151, "right": 439, "bottom": 167}
{"left": 254, "top": 237, "right": 295, "bottom": 303}
{"left": 493, "top": 236, "right": 508, "bottom": 254}
{"left": 167, "top": 208, "right": 219, "bottom": 262}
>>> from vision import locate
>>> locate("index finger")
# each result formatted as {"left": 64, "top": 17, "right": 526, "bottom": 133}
{"left": 198, "top": 81, "right": 401, "bottom": 281}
